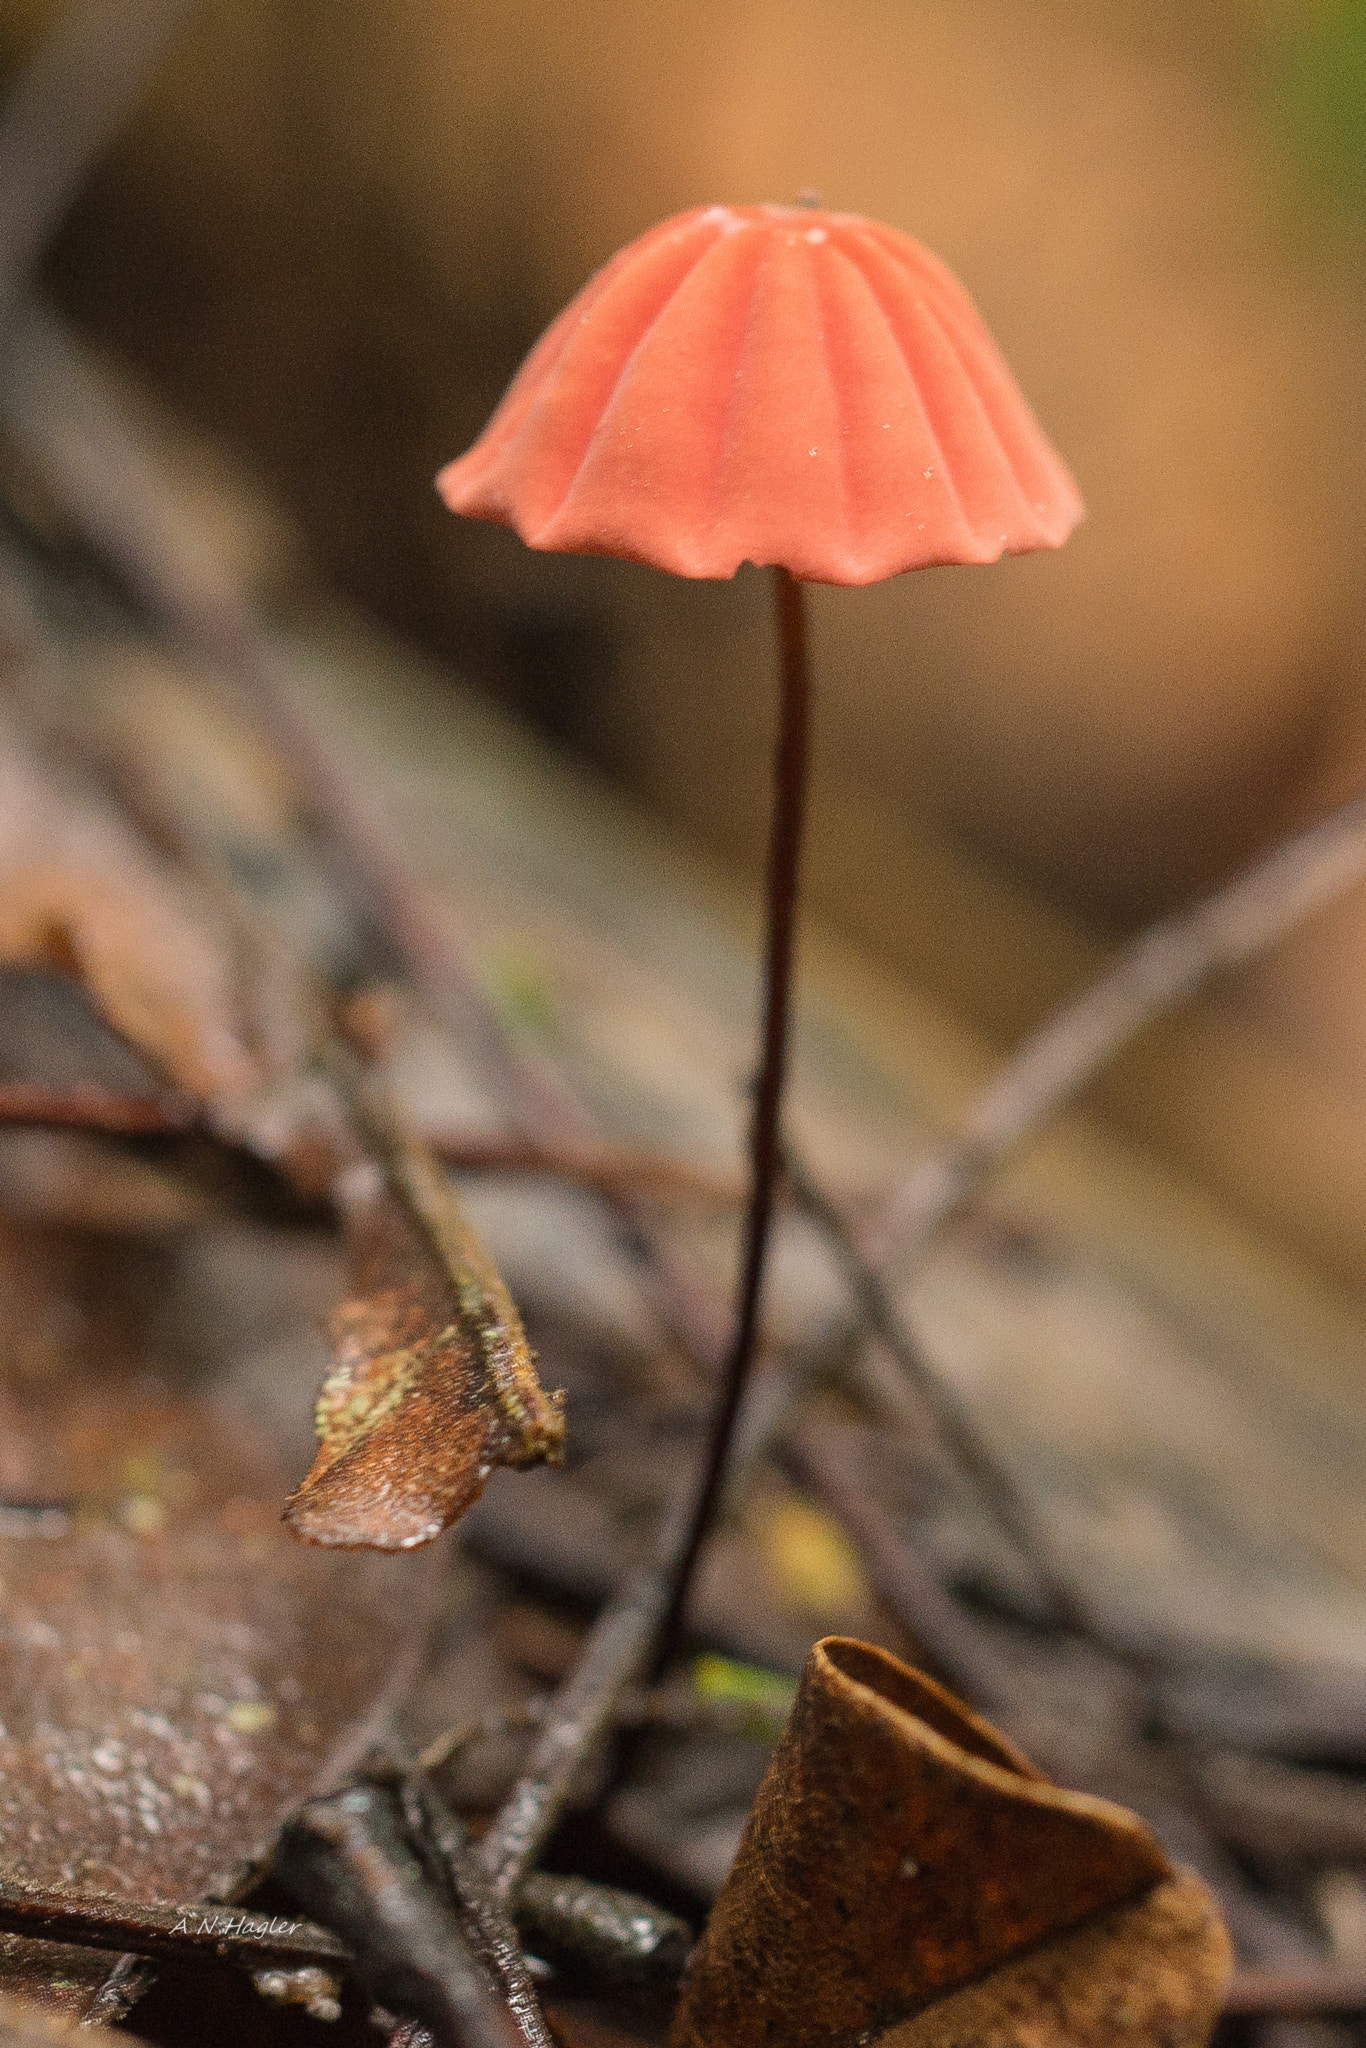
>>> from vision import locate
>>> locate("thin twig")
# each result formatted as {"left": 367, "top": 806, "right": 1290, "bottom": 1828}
{"left": 476, "top": 1525, "right": 684, "bottom": 1900}
{"left": 867, "top": 788, "right": 1366, "bottom": 1275}
{"left": 781, "top": 1420, "right": 1020, "bottom": 1713}
{"left": 275, "top": 1783, "right": 525, "bottom": 2048}
{"left": 786, "top": 1151, "right": 1091, "bottom": 1635}
{"left": 0, "top": 1078, "right": 196, "bottom": 1135}
{"left": 476, "top": 1361, "right": 807, "bottom": 1895}
{"left": 0, "top": 1042, "right": 735, "bottom": 1210}
{"left": 0, "top": 1874, "right": 347, "bottom": 1973}
{"left": 398, "top": 1772, "right": 555, "bottom": 2048}
{"left": 1223, "top": 1969, "right": 1366, "bottom": 2019}
{"left": 0, "top": 1062, "right": 736, "bottom": 1228}
{"left": 0, "top": 0, "right": 201, "bottom": 331}
{"left": 417, "top": 1703, "right": 552, "bottom": 1780}
{"left": 1195, "top": 1751, "right": 1366, "bottom": 1867}
{"left": 414, "top": 1682, "right": 774, "bottom": 1779}
{"left": 430, "top": 1132, "right": 742, "bottom": 1208}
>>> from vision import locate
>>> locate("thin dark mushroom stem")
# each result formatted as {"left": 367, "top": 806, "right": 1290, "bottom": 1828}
{"left": 654, "top": 564, "right": 811, "bottom": 1666}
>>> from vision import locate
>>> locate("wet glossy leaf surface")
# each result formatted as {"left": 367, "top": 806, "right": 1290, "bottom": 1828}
{"left": 0, "top": 1214, "right": 436, "bottom": 2020}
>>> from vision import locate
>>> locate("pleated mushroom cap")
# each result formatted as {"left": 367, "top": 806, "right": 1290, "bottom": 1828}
{"left": 438, "top": 204, "right": 1083, "bottom": 586}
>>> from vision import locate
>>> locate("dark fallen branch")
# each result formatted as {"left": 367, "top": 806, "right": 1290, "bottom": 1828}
{"left": 0, "top": 1747, "right": 687, "bottom": 2030}
{"left": 274, "top": 1782, "right": 526, "bottom": 2048}
{"left": 397, "top": 1772, "right": 556, "bottom": 2048}
{"left": 402, "top": 1769, "right": 690, "bottom": 2004}
{"left": 476, "top": 1538, "right": 682, "bottom": 1900}
{"left": 513, "top": 1872, "right": 692, "bottom": 1992}
{"left": 0, "top": 1873, "right": 346, "bottom": 1972}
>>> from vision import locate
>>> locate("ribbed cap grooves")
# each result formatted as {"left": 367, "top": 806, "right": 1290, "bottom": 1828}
{"left": 437, "top": 203, "right": 1083, "bottom": 585}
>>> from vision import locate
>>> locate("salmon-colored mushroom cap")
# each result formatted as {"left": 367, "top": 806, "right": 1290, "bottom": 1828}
{"left": 437, "top": 203, "right": 1084, "bottom": 587}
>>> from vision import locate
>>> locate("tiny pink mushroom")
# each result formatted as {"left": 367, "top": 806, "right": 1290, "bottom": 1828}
{"left": 438, "top": 200, "right": 1082, "bottom": 1654}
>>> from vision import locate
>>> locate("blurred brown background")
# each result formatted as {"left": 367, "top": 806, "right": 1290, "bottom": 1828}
{"left": 5, "top": 0, "right": 1366, "bottom": 1280}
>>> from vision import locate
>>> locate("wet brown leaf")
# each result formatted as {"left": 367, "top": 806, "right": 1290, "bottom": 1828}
{"left": 0, "top": 1215, "right": 436, "bottom": 2023}
{"left": 284, "top": 1159, "right": 565, "bottom": 1550}
{"left": 0, "top": 721, "right": 258, "bottom": 1105}
{"left": 671, "top": 1637, "right": 1230, "bottom": 2048}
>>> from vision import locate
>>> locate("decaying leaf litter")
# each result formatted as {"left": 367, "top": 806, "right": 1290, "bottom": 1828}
{"left": 2, "top": 12, "right": 1366, "bottom": 2048}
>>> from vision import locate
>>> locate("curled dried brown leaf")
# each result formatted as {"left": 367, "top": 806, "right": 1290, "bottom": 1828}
{"left": 671, "top": 1637, "right": 1229, "bottom": 2048}
{"left": 284, "top": 1156, "right": 565, "bottom": 1550}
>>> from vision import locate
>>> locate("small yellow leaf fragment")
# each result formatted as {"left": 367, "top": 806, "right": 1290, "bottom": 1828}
{"left": 748, "top": 1492, "right": 869, "bottom": 1618}
{"left": 226, "top": 1701, "right": 276, "bottom": 1735}
{"left": 119, "top": 1495, "right": 166, "bottom": 1538}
